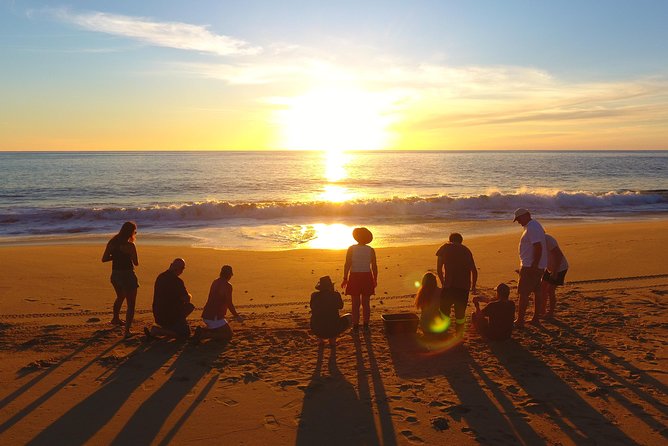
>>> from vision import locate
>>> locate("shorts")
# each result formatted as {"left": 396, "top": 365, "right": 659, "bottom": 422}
{"left": 542, "top": 269, "right": 568, "bottom": 286}
{"left": 518, "top": 267, "right": 543, "bottom": 296}
{"left": 440, "top": 287, "right": 469, "bottom": 324}
{"left": 203, "top": 318, "right": 228, "bottom": 329}
{"left": 111, "top": 270, "right": 139, "bottom": 291}
{"left": 345, "top": 272, "right": 375, "bottom": 296}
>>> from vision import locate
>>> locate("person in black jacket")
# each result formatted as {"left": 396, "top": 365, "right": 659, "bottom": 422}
{"left": 310, "top": 276, "right": 351, "bottom": 347}
{"left": 145, "top": 258, "right": 195, "bottom": 340}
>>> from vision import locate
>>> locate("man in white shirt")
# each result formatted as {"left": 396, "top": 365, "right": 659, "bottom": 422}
{"left": 513, "top": 208, "right": 547, "bottom": 328}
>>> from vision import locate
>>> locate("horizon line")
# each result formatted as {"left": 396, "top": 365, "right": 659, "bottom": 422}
{"left": 1, "top": 148, "right": 667, "bottom": 153}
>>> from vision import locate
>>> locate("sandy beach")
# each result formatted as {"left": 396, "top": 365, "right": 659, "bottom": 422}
{"left": 1, "top": 219, "right": 667, "bottom": 445}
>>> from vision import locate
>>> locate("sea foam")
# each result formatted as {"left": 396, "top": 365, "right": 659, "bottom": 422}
{"left": 2, "top": 189, "right": 666, "bottom": 236}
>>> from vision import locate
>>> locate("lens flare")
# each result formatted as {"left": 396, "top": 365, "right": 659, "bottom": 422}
{"left": 416, "top": 334, "right": 463, "bottom": 356}
{"left": 427, "top": 315, "right": 451, "bottom": 333}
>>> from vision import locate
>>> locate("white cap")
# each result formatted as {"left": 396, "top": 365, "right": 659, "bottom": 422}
{"left": 513, "top": 208, "right": 530, "bottom": 222}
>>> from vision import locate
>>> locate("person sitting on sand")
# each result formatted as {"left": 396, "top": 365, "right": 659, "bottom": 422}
{"left": 471, "top": 283, "right": 515, "bottom": 341}
{"left": 145, "top": 258, "right": 195, "bottom": 340}
{"left": 341, "top": 227, "right": 378, "bottom": 332}
{"left": 414, "top": 272, "right": 447, "bottom": 335}
{"left": 192, "top": 265, "right": 243, "bottom": 344}
{"left": 310, "top": 276, "right": 352, "bottom": 347}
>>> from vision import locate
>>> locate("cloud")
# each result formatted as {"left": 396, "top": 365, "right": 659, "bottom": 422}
{"left": 407, "top": 77, "right": 668, "bottom": 130}
{"left": 47, "top": 8, "right": 260, "bottom": 56}
{"left": 33, "top": 8, "right": 668, "bottom": 143}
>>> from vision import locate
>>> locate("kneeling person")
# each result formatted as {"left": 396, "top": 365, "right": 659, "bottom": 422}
{"left": 193, "top": 265, "right": 242, "bottom": 344}
{"left": 147, "top": 258, "right": 195, "bottom": 339}
{"left": 472, "top": 283, "right": 515, "bottom": 341}
{"left": 310, "top": 276, "right": 351, "bottom": 347}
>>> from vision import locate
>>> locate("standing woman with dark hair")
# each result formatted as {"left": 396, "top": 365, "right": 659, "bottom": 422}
{"left": 102, "top": 221, "right": 139, "bottom": 337}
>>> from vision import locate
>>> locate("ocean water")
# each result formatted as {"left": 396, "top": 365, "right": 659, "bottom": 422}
{"left": 1, "top": 151, "right": 667, "bottom": 249}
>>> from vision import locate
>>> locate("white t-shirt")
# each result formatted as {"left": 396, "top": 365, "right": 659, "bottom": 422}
{"left": 545, "top": 234, "right": 569, "bottom": 272}
{"left": 519, "top": 219, "right": 547, "bottom": 269}
{"left": 350, "top": 244, "right": 373, "bottom": 272}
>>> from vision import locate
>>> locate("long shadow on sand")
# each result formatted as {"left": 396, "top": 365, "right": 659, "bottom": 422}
{"left": 490, "top": 338, "right": 638, "bottom": 444}
{"left": 387, "top": 333, "right": 545, "bottom": 444}
{"left": 549, "top": 319, "right": 668, "bottom": 409}
{"left": 110, "top": 340, "right": 226, "bottom": 445}
{"left": 359, "top": 330, "right": 397, "bottom": 446}
{"left": 0, "top": 334, "right": 123, "bottom": 435}
{"left": 26, "top": 340, "right": 180, "bottom": 446}
{"left": 297, "top": 332, "right": 397, "bottom": 446}
{"left": 527, "top": 321, "right": 668, "bottom": 438}
{"left": 296, "top": 344, "right": 375, "bottom": 445}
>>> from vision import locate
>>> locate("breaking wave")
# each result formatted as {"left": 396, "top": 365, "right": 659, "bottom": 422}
{"left": 2, "top": 189, "right": 667, "bottom": 236}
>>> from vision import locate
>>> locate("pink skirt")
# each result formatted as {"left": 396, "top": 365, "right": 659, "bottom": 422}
{"left": 345, "top": 271, "right": 375, "bottom": 296}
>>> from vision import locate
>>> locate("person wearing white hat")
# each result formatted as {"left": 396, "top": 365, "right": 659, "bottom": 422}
{"left": 513, "top": 209, "right": 547, "bottom": 328}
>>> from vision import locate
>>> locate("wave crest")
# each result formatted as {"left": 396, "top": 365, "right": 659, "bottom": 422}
{"left": 2, "top": 190, "right": 666, "bottom": 236}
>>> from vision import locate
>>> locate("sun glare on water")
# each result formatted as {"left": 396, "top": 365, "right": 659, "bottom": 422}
{"left": 298, "top": 223, "right": 353, "bottom": 249}
{"left": 278, "top": 86, "right": 393, "bottom": 151}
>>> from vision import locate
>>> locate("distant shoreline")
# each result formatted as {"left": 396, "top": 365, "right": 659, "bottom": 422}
{"left": 2, "top": 149, "right": 667, "bottom": 153}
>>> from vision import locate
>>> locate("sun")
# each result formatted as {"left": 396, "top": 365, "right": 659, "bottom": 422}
{"left": 277, "top": 86, "right": 393, "bottom": 151}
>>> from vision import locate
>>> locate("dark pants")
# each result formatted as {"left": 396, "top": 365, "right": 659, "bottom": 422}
{"left": 441, "top": 287, "right": 469, "bottom": 325}
{"left": 155, "top": 303, "right": 195, "bottom": 338}
{"left": 157, "top": 319, "right": 190, "bottom": 338}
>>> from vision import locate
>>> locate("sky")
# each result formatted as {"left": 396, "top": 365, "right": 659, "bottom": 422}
{"left": 1, "top": 0, "right": 667, "bottom": 151}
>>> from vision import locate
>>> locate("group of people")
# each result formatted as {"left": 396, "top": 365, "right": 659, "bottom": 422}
{"left": 310, "top": 208, "right": 568, "bottom": 346}
{"left": 102, "top": 207, "right": 568, "bottom": 346}
{"left": 413, "top": 207, "right": 568, "bottom": 342}
{"left": 101, "top": 222, "right": 242, "bottom": 341}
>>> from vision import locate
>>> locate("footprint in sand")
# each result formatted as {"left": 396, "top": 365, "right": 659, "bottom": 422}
{"left": 25, "top": 298, "right": 38, "bottom": 302}
{"left": 277, "top": 379, "right": 300, "bottom": 388}
{"left": 400, "top": 430, "right": 424, "bottom": 443}
{"left": 394, "top": 406, "right": 417, "bottom": 414}
{"left": 218, "top": 397, "right": 239, "bottom": 406}
{"left": 281, "top": 399, "right": 301, "bottom": 411}
{"left": 264, "top": 415, "right": 280, "bottom": 430}
{"left": 430, "top": 417, "right": 449, "bottom": 431}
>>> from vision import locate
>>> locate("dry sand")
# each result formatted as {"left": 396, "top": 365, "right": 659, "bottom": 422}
{"left": 0, "top": 219, "right": 667, "bottom": 444}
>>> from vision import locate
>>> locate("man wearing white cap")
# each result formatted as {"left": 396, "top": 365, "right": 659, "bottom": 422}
{"left": 513, "top": 208, "right": 547, "bottom": 328}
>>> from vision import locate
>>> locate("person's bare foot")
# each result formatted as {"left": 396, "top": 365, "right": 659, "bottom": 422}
{"left": 110, "top": 318, "right": 125, "bottom": 326}
{"left": 528, "top": 318, "right": 541, "bottom": 326}
{"left": 514, "top": 319, "right": 525, "bottom": 329}
{"left": 124, "top": 330, "right": 136, "bottom": 338}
